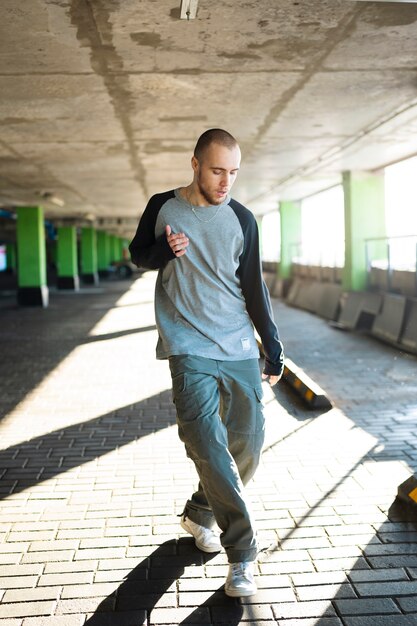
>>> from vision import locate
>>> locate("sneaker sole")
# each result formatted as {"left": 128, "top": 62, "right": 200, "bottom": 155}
{"left": 180, "top": 518, "right": 221, "bottom": 553}
{"left": 225, "top": 585, "right": 257, "bottom": 598}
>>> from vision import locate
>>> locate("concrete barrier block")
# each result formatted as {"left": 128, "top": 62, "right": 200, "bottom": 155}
{"left": 286, "top": 278, "right": 302, "bottom": 305}
{"left": 316, "top": 283, "right": 343, "bottom": 320}
{"left": 337, "top": 291, "right": 383, "bottom": 330}
{"left": 263, "top": 272, "right": 276, "bottom": 293}
{"left": 369, "top": 267, "right": 389, "bottom": 292}
{"left": 400, "top": 297, "right": 417, "bottom": 353}
{"left": 372, "top": 293, "right": 407, "bottom": 344}
{"left": 293, "top": 280, "right": 324, "bottom": 313}
{"left": 392, "top": 270, "right": 417, "bottom": 298}
{"left": 397, "top": 475, "right": 417, "bottom": 510}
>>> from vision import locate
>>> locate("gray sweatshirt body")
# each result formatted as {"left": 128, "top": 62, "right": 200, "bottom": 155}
{"left": 129, "top": 189, "right": 284, "bottom": 376}
{"left": 154, "top": 189, "right": 259, "bottom": 360}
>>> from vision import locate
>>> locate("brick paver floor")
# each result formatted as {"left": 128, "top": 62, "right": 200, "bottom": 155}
{"left": 0, "top": 272, "right": 416, "bottom": 626}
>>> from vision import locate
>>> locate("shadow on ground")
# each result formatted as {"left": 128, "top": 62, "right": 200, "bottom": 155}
{"left": 0, "top": 393, "right": 175, "bottom": 501}
{"left": 84, "top": 539, "right": 242, "bottom": 626}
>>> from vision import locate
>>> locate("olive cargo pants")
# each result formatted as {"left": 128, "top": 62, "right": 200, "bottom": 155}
{"left": 169, "top": 354, "right": 265, "bottom": 563}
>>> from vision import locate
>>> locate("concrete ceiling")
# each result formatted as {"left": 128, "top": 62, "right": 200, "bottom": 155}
{"left": 1, "top": 0, "right": 417, "bottom": 236}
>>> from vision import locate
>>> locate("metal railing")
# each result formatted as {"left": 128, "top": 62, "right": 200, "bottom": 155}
{"left": 365, "top": 234, "right": 417, "bottom": 294}
{"left": 290, "top": 242, "right": 344, "bottom": 283}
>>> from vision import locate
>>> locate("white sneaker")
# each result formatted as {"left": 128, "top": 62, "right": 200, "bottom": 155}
{"left": 180, "top": 515, "right": 221, "bottom": 553}
{"left": 225, "top": 561, "right": 257, "bottom": 597}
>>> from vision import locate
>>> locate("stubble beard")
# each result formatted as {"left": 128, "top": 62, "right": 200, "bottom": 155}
{"left": 196, "top": 176, "right": 224, "bottom": 206}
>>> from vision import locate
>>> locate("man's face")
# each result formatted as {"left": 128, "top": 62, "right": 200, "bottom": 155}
{"left": 193, "top": 142, "right": 241, "bottom": 206}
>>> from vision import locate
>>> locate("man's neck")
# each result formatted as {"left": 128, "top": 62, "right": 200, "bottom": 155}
{"left": 182, "top": 184, "right": 211, "bottom": 207}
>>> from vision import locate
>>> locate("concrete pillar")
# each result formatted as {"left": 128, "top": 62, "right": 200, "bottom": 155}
{"left": 80, "top": 227, "right": 98, "bottom": 285}
{"left": 57, "top": 226, "right": 79, "bottom": 290}
{"left": 6, "top": 243, "right": 16, "bottom": 273}
{"left": 97, "top": 230, "right": 110, "bottom": 277}
{"left": 16, "top": 206, "right": 49, "bottom": 307}
{"left": 109, "top": 234, "right": 119, "bottom": 264}
{"left": 279, "top": 200, "right": 302, "bottom": 279}
{"left": 343, "top": 171, "right": 386, "bottom": 291}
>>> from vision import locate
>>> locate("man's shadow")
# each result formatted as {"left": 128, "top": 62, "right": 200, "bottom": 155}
{"left": 84, "top": 539, "right": 243, "bottom": 625}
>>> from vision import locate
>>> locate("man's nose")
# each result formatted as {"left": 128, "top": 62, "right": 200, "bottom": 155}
{"left": 221, "top": 173, "right": 230, "bottom": 187}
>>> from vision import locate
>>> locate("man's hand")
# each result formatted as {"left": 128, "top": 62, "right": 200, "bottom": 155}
{"left": 166, "top": 224, "right": 189, "bottom": 257}
{"left": 262, "top": 373, "right": 281, "bottom": 387}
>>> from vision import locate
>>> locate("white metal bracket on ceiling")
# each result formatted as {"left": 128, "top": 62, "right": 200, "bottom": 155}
{"left": 180, "top": 0, "right": 199, "bottom": 20}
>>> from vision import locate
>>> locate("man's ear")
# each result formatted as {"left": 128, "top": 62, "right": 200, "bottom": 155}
{"left": 191, "top": 155, "right": 199, "bottom": 172}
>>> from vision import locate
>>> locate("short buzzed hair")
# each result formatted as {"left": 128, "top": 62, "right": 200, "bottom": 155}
{"left": 194, "top": 128, "right": 238, "bottom": 161}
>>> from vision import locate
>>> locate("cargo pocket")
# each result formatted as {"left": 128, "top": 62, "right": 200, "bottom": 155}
{"left": 171, "top": 371, "right": 223, "bottom": 458}
{"left": 226, "top": 383, "right": 264, "bottom": 435}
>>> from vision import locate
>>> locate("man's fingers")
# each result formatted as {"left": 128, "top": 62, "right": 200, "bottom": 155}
{"left": 262, "top": 373, "right": 281, "bottom": 386}
{"left": 167, "top": 232, "right": 189, "bottom": 256}
{"left": 165, "top": 224, "right": 172, "bottom": 236}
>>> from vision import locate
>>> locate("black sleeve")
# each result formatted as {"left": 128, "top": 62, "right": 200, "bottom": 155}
{"left": 230, "top": 199, "right": 284, "bottom": 377}
{"left": 129, "top": 190, "right": 177, "bottom": 270}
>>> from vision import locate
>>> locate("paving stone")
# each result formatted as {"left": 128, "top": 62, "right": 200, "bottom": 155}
{"left": 348, "top": 568, "right": 409, "bottom": 582}
{"left": 364, "top": 543, "right": 417, "bottom": 556}
{"left": 22, "top": 545, "right": 76, "bottom": 563}
{"left": 314, "top": 557, "right": 371, "bottom": 572}
{"left": 398, "top": 597, "right": 417, "bottom": 612}
{"left": 342, "top": 617, "right": 417, "bottom": 626}
{"left": 38, "top": 572, "right": 94, "bottom": 586}
{"left": 0, "top": 576, "right": 39, "bottom": 589}
{"left": 3, "top": 587, "right": 61, "bottom": 603}
{"left": 354, "top": 581, "right": 417, "bottom": 597}
{"left": 296, "top": 583, "right": 357, "bottom": 601}
{"left": 55, "top": 597, "right": 115, "bottom": 615}
{"left": 116, "top": 592, "right": 176, "bottom": 610}
{"left": 272, "top": 601, "right": 337, "bottom": 619}
{"left": 240, "top": 587, "right": 297, "bottom": 603}
{"left": 257, "top": 560, "right": 315, "bottom": 575}
{"left": 149, "top": 607, "right": 211, "bottom": 624}
{"left": 0, "top": 602, "right": 56, "bottom": 619}
{"left": 22, "top": 618, "right": 84, "bottom": 626}
{"left": 84, "top": 610, "right": 147, "bottom": 625}
{"left": 367, "top": 555, "right": 417, "bottom": 568}
{"left": 61, "top": 583, "right": 119, "bottom": 600}
{"left": 0, "top": 565, "right": 43, "bottom": 577}
{"left": 291, "top": 572, "right": 348, "bottom": 586}
{"left": 334, "top": 598, "right": 401, "bottom": 615}
{"left": 73, "top": 548, "right": 126, "bottom": 560}
{"left": 277, "top": 617, "right": 342, "bottom": 626}
{"left": 44, "top": 561, "right": 98, "bottom": 574}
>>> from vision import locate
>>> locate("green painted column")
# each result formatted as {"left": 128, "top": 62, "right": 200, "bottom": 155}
{"left": 6, "top": 243, "right": 16, "bottom": 272}
{"left": 57, "top": 226, "right": 79, "bottom": 290}
{"left": 16, "top": 206, "right": 48, "bottom": 306}
{"left": 120, "top": 238, "right": 129, "bottom": 260}
{"left": 343, "top": 171, "right": 386, "bottom": 291}
{"left": 97, "top": 230, "right": 110, "bottom": 277}
{"left": 107, "top": 234, "right": 118, "bottom": 264}
{"left": 108, "top": 235, "right": 114, "bottom": 264}
{"left": 118, "top": 237, "right": 125, "bottom": 261}
{"left": 81, "top": 227, "right": 99, "bottom": 285}
{"left": 279, "top": 200, "right": 302, "bottom": 279}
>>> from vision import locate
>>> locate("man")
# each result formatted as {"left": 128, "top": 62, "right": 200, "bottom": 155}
{"left": 129, "top": 129, "right": 284, "bottom": 597}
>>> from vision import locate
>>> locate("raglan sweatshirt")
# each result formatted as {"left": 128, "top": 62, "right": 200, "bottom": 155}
{"left": 129, "top": 188, "right": 284, "bottom": 376}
